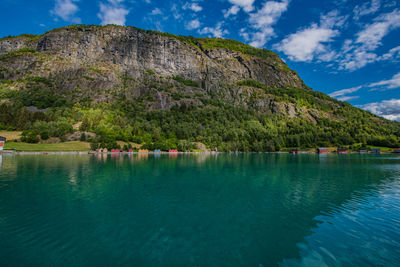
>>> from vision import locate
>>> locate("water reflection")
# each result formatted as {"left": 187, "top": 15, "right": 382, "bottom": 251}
{"left": 0, "top": 154, "right": 399, "bottom": 266}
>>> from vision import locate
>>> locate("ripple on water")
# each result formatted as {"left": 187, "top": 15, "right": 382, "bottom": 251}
{"left": 0, "top": 154, "right": 399, "bottom": 266}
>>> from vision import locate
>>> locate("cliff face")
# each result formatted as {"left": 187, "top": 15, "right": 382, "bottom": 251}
{"left": 1, "top": 25, "right": 399, "bottom": 151}
{"left": 0, "top": 25, "right": 306, "bottom": 103}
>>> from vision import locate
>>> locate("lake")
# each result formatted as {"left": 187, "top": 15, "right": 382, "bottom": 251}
{"left": 0, "top": 153, "right": 400, "bottom": 266}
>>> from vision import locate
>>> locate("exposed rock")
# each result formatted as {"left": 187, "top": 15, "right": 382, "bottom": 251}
{"left": 0, "top": 25, "right": 308, "bottom": 111}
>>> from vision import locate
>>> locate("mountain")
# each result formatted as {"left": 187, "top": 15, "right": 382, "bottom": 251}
{"left": 0, "top": 24, "right": 399, "bottom": 151}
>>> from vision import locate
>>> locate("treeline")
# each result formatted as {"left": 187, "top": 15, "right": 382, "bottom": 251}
{"left": 1, "top": 100, "right": 399, "bottom": 152}
{"left": 1, "top": 77, "right": 399, "bottom": 151}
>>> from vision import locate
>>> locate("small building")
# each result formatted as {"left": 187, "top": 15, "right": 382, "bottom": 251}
{"left": 0, "top": 136, "right": 6, "bottom": 151}
{"left": 128, "top": 149, "right": 133, "bottom": 153}
{"left": 169, "top": 149, "right": 178, "bottom": 153}
{"left": 154, "top": 149, "right": 161, "bottom": 154}
{"left": 371, "top": 148, "right": 380, "bottom": 154}
{"left": 111, "top": 149, "right": 122, "bottom": 153}
{"left": 318, "top": 148, "right": 329, "bottom": 154}
{"left": 138, "top": 149, "right": 149, "bottom": 153}
{"left": 393, "top": 148, "right": 400, "bottom": 153}
{"left": 337, "top": 148, "right": 347, "bottom": 154}
{"left": 96, "top": 148, "right": 109, "bottom": 153}
{"left": 359, "top": 150, "right": 367, "bottom": 154}
{"left": 289, "top": 149, "right": 298, "bottom": 154}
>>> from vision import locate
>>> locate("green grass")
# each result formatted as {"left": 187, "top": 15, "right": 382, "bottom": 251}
{"left": 196, "top": 38, "right": 277, "bottom": 59}
{"left": 0, "top": 131, "right": 22, "bottom": 140}
{"left": 172, "top": 76, "right": 200, "bottom": 87}
{"left": 368, "top": 146, "right": 395, "bottom": 152}
{"left": 4, "top": 141, "right": 90, "bottom": 152}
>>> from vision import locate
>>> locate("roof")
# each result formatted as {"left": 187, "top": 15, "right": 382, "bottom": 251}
{"left": 0, "top": 136, "right": 6, "bottom": 142}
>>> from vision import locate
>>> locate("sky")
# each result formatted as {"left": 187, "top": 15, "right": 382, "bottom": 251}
{"left": 0, "top": 0, "right": 400, "bottom": 121}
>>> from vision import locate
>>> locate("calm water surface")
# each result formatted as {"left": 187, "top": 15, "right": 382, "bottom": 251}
{"left": 0, "top": 154, "right": 400, "bottom": 266}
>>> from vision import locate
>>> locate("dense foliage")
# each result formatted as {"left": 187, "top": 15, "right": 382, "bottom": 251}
{"left": 1, "top": 82, "right": 399, "bottom": 151}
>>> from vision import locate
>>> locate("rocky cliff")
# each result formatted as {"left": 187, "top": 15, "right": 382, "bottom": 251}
{"left": 0, "top": 25, "right": 308, "bottom": 109}
{"left": 1, "top": 25, "right": 399, "bottom": 151}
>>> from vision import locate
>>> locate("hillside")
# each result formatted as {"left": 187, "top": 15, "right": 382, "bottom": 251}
{"left": 0, "top": 24, "right": 399, "bottom": 151}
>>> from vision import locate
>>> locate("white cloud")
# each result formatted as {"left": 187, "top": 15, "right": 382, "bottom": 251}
{"left": 276, "top": 25, "right": 338, "bottom": 61}
{"left": 183, "top": 2, "right": 202, "bottom": 12}
{"left": 354, "top": 0, "right": 380, "bottom": 20}
{"left": 329, "top": 85, "right": 362, "bottom": 97}
{"left": 98, "top": 0, "right": 129, "bottom": 26}
{"left": 224, "top": 5, "right": 240, "bottom": 18}
{"left": 228, "top": 0, "right": 255, "bottom": 13}
{"left": 337, "top": 95, "right": 360, "bottom": 101}
{"left": 248, "top": 0, "right": 290, "bottom": 47}
{"left": 380, "top": 46, "right": 400, "bottom": 60}
{"left": 356, "top": 10, "right": 400, "bottom": 50}
{"left": 171, "top": 4, "right": 181, "bottom": 20}
{"left": 275, "top": 10, "right": 345, "bottom": 61}
{"left": 198, "top": 22, "right": 229, "bottom": 38}
{"left": 358, "top": 99, "right": 400, "bottom": 121}
{"left": 51, "top": 0, "right": 81, "bottom": 23}
{"left": 339, "top": 9, "right": 400, "bottom": 71}
{"left": 368, "top": 72, "right": 400, "bottom": 90}
{"left": 186, "top": 19, "right": 201, "bottom": 30}
{"left": 151, "top": 8, "right": 162, "bottom": 15}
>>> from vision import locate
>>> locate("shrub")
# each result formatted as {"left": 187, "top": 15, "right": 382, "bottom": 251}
{"left": 90, "top": 142, "right": 99, "bottom": 151}
{"left": 172, "top": 76, "right": 200, "bottom": 87}
{"left": 80, "top": 132, "right": 86, "bottom": 141}
{"left": 21, "top": 131, "right": 39, "bottom": 143}
{"left": 40, "top": 130, "right": 49, "bottom": 140}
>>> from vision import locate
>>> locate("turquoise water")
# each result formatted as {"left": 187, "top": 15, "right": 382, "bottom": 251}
{"left": 0, "top": 154, "right": 400, "bottom": 266}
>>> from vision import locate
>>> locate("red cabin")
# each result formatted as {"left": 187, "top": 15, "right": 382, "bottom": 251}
{"left": 111, "top": 149, "right": 122, "bottom": 153}
{"left": 169, "top": 149, "right": 178, "bottom": 153}
{"left": 318, "top": 148, "right": 329, "bottom": 154}
{"left": 338, "top": 148, "right": 347, "bottom": 154}
{"left": 0, "top": 136, "right": 6, "bottom": 151}
{"left": 289, "top": 149, "right": 298, "bottom": 154}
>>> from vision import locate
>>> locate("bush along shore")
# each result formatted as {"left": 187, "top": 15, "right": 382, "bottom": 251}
{"left": 1, "top": 132, "right": 399, "bottom": 154}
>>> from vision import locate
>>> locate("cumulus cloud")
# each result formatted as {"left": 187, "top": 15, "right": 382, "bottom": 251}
{"left": 247, "top": 0, "right": 290, "bottom": 47}
{"left": 186, "top": 19, "right": 201, "bottom": 30}
{"left": 368, "top": 72, "right": 400, "bottom": 90}
{"left": 183, "top": 2, "right": 203, "bottom": 12}
{"left": 98, "top": 0, "right": 129, "bottom": 26}
{"left": 329, "top": 85, "right": 362, "bottom": 97}
{"left": 198, "top": 22, "right": 229, "bottom": 38}
{"left": 276, "top": 26, "right": 338, "bottom": 61}
{"left": 358, "top": 99, "right": 400, "bottom": 121}
{"left": 228, "top": 0, "right": 255, "bottom": 13}
{"left": 339, "top": 9, "right": 400, "bottom": 71}
{"left": 51, "top": 0, "right": 81, "bottom": 23}
{"left": 275, "top": 10, "right": 345, "bottom": 61}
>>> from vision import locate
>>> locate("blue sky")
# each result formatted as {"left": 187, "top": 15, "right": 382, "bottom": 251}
{"left": 1, "top": 0, "right": 400, "bottom": 120}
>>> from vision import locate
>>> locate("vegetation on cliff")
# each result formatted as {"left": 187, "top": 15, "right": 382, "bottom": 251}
{"left": 0, "top": 25, "right": 399, "bottom": 151}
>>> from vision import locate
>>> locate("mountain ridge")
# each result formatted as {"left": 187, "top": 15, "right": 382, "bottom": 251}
{"left": 0, "top": 24, "right": 399, "bottom": 151}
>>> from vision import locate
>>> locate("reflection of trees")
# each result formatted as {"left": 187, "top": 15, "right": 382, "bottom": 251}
{"left": 0, "top": 154, "right": 394, "bottom": 266}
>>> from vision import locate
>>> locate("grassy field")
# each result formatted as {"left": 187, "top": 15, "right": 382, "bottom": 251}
{"left": 368, "top": 146, "right": 396, "bottom": 152}
{"left": 4, "top": 141, "right": 90, "bottom": 152}
{"left": 0, "top": 131, "right": 22, "bottom": 141}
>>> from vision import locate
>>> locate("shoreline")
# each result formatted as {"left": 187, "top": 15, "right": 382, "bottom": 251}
{"left": 0, "top": 150, "right": 396, "bottom": 155}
